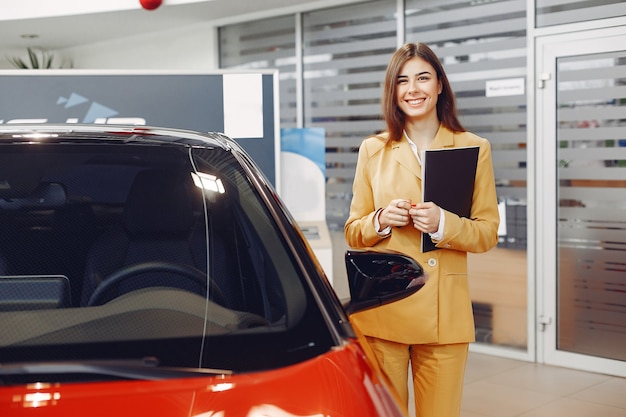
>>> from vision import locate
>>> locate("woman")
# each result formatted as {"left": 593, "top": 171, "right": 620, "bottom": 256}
{"left": 344, "top": 42, "right": 500, "bottom": 417}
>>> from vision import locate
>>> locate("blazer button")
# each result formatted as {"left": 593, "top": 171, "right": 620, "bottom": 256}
{"left": 427, "top": 258, "right": 437, "bottom": 267}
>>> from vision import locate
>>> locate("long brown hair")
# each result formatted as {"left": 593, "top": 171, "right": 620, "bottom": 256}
{"left": 381, "top": 42, "right": 465, "bottom": 142}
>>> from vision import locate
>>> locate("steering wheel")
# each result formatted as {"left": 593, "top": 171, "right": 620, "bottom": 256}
{"left": 87, "top": 261, "right": 226, "bottom": 307}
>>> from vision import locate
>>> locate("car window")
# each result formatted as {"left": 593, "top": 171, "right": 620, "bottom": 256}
{"left": 0, "top": 140, "right": 333, "bottom": 379}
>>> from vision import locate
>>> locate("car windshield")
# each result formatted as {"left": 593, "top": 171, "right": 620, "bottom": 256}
{"left": 0, "top": 130, "right": 336, "bottom": 383}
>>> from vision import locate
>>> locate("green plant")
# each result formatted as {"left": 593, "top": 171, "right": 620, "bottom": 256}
{"left": 7, "top": 47, "right": 72, "bottom": 69}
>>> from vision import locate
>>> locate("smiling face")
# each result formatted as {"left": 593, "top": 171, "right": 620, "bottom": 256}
{"left": 395, "top": 56, "right": 442, "bottom": 124}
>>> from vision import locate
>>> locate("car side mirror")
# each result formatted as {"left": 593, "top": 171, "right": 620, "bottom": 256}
{"left": 343, "top": 250, "right": 427, "bottom": 316}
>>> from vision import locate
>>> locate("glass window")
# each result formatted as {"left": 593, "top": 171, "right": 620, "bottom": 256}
{"left": 536, "top": 0, "right": 626, "bottom": 28}
{"left": 555, "top": 50, "right": 626, "bottom": 361}
{"left": 302, "top": 0, "right": 397, "bottom": 230}
{"left": 218, "top": 0, "right": 531, "bottom": 351}
{"left": 405, "top": 0, "right": 528, "bottom": 349}
{"left": 219, "top": 15, "right": 298, "bottom": 128}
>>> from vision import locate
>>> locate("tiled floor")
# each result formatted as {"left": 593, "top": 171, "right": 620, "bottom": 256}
{"left": 455, "top": 352, "right": 626, "bottom": 417}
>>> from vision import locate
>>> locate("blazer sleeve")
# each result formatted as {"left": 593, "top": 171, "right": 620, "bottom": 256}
{"left": 344, "top": 138, "right": 385, "bottom": 248}
{"left": 434, "top": 137, "right": 500, "bottom": 253}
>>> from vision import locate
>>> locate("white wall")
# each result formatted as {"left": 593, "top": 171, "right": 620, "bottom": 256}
{"left": 62, "top": 22, "right": 218, "bottom": 70}
{"left": 0, "top": 0, "right": 367, "bottom": 70}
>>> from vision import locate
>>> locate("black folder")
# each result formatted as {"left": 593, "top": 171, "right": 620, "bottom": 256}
{"left": 421, "top": 146, "right": 479, "bottom": 252}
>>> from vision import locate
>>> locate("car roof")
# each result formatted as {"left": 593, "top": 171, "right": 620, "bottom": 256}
{"left": 0, "top": 123, "right": 233, "bottom": 149}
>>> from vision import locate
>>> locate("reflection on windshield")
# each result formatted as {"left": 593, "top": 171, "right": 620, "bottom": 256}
{"left": 191, "top": 171, "right": 225, "bottom": 194}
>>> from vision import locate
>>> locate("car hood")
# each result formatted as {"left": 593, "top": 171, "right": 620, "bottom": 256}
{"left": 0, "top": 343, "right": 406, "bottom": 417}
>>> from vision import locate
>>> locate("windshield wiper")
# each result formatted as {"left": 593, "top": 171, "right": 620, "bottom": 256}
{"left": 0, "top": 357, "right": 232, "bottom": 383}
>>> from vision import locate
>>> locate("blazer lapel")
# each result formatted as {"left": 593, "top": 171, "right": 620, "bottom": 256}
{"left": 432, "top": 125, "right": 455, "bottom": 148}
{"left": 391, "top": 138, "right": 422, "bottom": 179}
{"left": 389, "top": 126, "right": 456, "bottom": 179}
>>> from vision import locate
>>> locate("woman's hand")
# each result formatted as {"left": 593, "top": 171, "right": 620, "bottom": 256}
{"left": 378, "top": 199, "right": 412, "bottom": 230}
{"left": 410, "top": 202, "right": 440, "bottom": 233}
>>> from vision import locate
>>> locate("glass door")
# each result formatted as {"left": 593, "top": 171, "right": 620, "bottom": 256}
{"left": 536, "top": 26, "right": 626, "bottom": 377}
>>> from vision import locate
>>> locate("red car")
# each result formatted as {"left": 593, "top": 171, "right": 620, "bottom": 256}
{"left": 0, "top": 125, "right": 426, "bottom": 417}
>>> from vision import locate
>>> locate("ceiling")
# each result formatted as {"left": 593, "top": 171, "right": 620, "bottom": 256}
{"left": 0, "top": 0, "right": 329, "bottom": 52}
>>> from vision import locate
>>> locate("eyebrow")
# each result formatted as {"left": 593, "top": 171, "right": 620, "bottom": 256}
{"left": 397, "top": 71, "right": 432, "bottom": 80}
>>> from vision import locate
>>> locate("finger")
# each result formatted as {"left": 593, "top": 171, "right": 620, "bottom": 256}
{"left": 395, "top": 199, "right": 410, "bottom": 209}
{"left": 413, "top": 217, "right": 428, "bottom": 231}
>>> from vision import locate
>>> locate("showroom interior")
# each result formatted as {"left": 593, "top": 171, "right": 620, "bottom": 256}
{"left": 1, "top": 1, "right": 625, "bottom": 416}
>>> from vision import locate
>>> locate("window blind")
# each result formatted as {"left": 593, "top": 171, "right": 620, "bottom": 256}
{"left": 406, "top": 0, "right": 528, "bottom": 248}
{"left": 302, "top": 0, "right": 397, "bottom": 229}
{"left": 219, "top": 15, "right": 298, "bottom": 128}
{"left": 536, "top": 0, "right": 626, "bottom": 28}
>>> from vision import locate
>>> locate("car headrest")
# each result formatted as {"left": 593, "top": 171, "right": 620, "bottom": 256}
{"left": 0, "top": 182, "right": 67, "bottom": 210}
{"left": 122, "top": 170, "right": 195, "bottom": 236}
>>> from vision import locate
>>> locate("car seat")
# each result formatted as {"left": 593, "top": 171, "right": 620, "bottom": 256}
{"left": 80, "top": 169, "right": 210, "bottom": 306}
{"left": 52, "top": 202, "right": 98, "bottom": 306}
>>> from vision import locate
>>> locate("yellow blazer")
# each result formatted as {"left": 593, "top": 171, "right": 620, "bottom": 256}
{"left": 345, "top": 126, "right": 500, "bottom": 344}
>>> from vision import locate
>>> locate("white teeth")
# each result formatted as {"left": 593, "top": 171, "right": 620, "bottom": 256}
{"left": 408, "top": 99, "right": 424, "bottom": 105}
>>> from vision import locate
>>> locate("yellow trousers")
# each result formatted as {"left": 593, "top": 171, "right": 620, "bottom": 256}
{"left": 366, "top": 337, "right": 469, "bottom": 417}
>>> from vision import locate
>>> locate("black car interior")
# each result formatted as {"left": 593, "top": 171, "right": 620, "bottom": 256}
{"left": 0, "top": 144, "right": 284, "bottom": 324}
